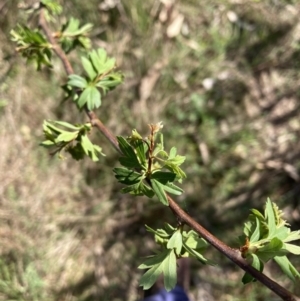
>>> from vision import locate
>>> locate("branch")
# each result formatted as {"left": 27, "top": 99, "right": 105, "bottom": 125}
{"left": 38, "top": 8, "right": 300, "bottom": 301}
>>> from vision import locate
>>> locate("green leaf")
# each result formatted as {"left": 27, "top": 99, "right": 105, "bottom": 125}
{"left": 265, "top": 198, "right": 276, "bottom": 238}
{"left": 88, "top": 48, "right": 116, "bottom": 75}
{"left": 151, "top": 171, "right": 176, "bottom": 184}
{"left": 283, "top": 230, "right": 300, "bottom": 243}
{"left": 67, "top": 74, "right": 88, "bottom": 89}
{"left": 139, "top": 250, "right": 177, "bottom": 292}
{"left": 242, "top": 272, "right": 253, "bottom": 284}
{"left": 121, "top": 181, "right": 154, "bottom": 197}
{"left": 164, "top": 223, "right": 176, "bottom": 233}
{"left": 163, "top": 182, "right": 183, "bottom": 196}
{"left": 167, "top": 230, "right": 183, "bottom": 255}
{"left": 250, "top": 208, "right": 265, "bottom": 220}
{"left": 257, "top": 237, "right": 285, "bottom": 262}
{"left": 40, "top": 140, "right": 55, "bottom": 146}
{"left": 11, "top": 25, "right": 52, "bottom": 69}
{"left": 151, "top": 179, "right": 168, "bottom": 206}
{"left": 81, "top": 56, "right": 97, "bottom": 80}
{"left": 80, "top": 135, "right": 103, "bottom": 161}
{"left": 249, "top": 217, "right": 260, "bottom": 243}
{"left": 90, "top": 49, "right": 106, "bottom": 72}
{"left": 182, "top": 242, "right": 210, "bottom": 264}
{"left": 275, "top": 226, "right": 290, "bottom": 241}
{"left": 140, "top": 182, "right": 155, "bottom": 198}
{"left": 139, "top": 263, "right": 164, "bottom": 290}
{"left": 81, "top": 134, "right": 94, "bottom": 153}
{"left": 242, "top": 254, "right": 263, "bottom": 284}
{"left": 87, "top": 86, "right": 101, "bottom": 110}
{"left": 163, "top": 250, "right": 177, "bottom": 291}
{"left": 139, "top": 250, "right": 169, "bottom": 290}
{"left": 167, "top": 155, "right": 186, "bottom": 166}
{"left": 77, "top": 87, "right": 89, "bottom": 108}
{"left": 56, "top": 131, "right": 78, "bottom": 142}
{"left": 138, "top": 251, "right": 169, "bottom": 269}
{"left": 274, "top": 256, "right": 300, "bottom": 281}
{"left": 183, "top": 231, "right": 208, "bottom": 250}
{"left": 169, "top": 147, "right": 177, "bottom": 159}
{"left": 145, "top": 225, "right": 170, "bottom": 239}
{"left": 78, "top": 23, "right": 93, "bottom": 35}
{"left": 164, "top": 162, "right": 186, "bottom": 179}
{"left": 53, "top": 121, "right": 81, "bottom": 130}
{"left": 131, "top": 140, "right": 147, "bottom": 166}
{"left": 96, "top": 72, "right": 123, "bottom": 91}
{"left": 113, "top": 168, "right": 142, "bottom": 185}
{"left": 41, "top": 0, "right": 62, "bottom": 15}
{"left": 117, "top": 137, "right": 141, "bottom": 168}
{"left": 77, "top": 86, "right": 101, "bottom": 110}
{"left": 283, "top": 243, "right": 300, "bottom": 255}
{"left": 252, "top": 253, "right": 263, "bottom": 272}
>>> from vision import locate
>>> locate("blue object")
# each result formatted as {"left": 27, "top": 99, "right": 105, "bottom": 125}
{"left": 143, "top": 285, "right": 190, "bottom": 301}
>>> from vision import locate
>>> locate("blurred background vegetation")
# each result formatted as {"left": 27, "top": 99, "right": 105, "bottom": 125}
{"left": 1, "top": 0, "right": 300, "bottom": 300}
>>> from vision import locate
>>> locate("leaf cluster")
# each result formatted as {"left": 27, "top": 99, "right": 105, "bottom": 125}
{"left": 139, "top": 223, "right": 212, "bottom": 291}
{"left": 59, "top": 17, "right": 93, "bottom": 53}
{"left": 240, "top": 198, "right": 300, "bottom": 283}
{"left": 41, "top": 120, "right": 104, "bottom": 161}
{"left": 113, "top": 126, "right": 186, "bottom": 205}
{"left": 10, "top": 25, "right": 52, "bottom": 70}
{"left": 66, "top": 48, "right": 123, "bottom": 110}
{"left": 41, "top": 0, "right": 63, "bottom": 16}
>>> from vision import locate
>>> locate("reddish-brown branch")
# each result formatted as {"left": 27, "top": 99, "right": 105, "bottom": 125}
{"left": 38, "top": 8, "right": 300, "bottom": 301}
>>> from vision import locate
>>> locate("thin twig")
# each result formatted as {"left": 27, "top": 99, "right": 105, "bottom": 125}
{"left": 38, "top": 8, "right": 300, "bottom": 301}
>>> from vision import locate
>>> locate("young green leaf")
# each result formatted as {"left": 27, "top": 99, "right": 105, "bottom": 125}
{"left": 145, "top": 225, "right": 170, "bottom": 239}
{"left": 113, "top": 167, "right": 142, "bottom": 185}
{"left": 139, "top": 249, "right": 177, "bottom": 292}
{"left": 77, "top": 86, "right": 101, "bottom": 110}
{"left": 139, "top": 250, "right": 170, "bottom": 269}
{"left": 67, "top": 74, "right": 88, "bottom": 89}
{"left": 151, "top": 171, "right": 176, "bottom": 184}
{"left": 183, "top": 230, "right": 208, "bottom": 250}
{"left": 53, "top": 121, "right": 82, "bottom": 130}
{"left": 283, "top": 243, "right": 300, "bottom": 255}
{"left": 257, "top": 237, "right": 285, "bottom": 262}
{"left": 121, "top": 181, "right": 154, "bottom": 198}
{"left": 265, "top": 198, "right": 276, "bottom": 238}
{"left": 139, "top": 262, "right": 164, "bottom": 290}
{"left": 80, "top": 134, "right": 103, "bottom": 161}
{"left": 283, "top": 230, "right": 300, "bottom": 243}
{"left": 90, "top": 49, "right": 106, "bottom": 72}
{"left": 131, "top": 140, "right": 147, "bottom": 167}
{"left": 242, "top": 254, "right": 264, "bottom": 284}
{"left": 163, "top": 182, "right": 183, "bottom": 196}
{"left": 41, "top": 140, "right": 55, "bottom": 146}
{"left": 250, "top": 208, "right": 265, "bottom": 220}
{"left": 163, "top": 250, "right": 177, "bottom": 291}
{"left": 56, "top": 131, "right": 78, "bottom": 142}
{"left": 169, "top": 147, "right": 177, "bottom": 159}
{"left": 242, "top": 254, "right": 263, "bottom": 284}
{"left": 167, "top": 230, "right": 183, "bottom": 255}
{"left": 182, "top": 242, "right": 210, "bottom": 264}
{"left": 274, "top": 256, "right": 300, "bottom": 281}
{"left": 249, "top": 217, "right": 260, "bottom": 243}
{"left": 81, "top": 56, "right": 97, "bottom": 80}
{"left": 117, "top": 136, "right": 141, "bottom": 168}
{"left": 164, "top": 223, "right": 176, "bottom": 233}
{"left": 139, "top": 250, "right": 169, "bottom": 290}
{"left": 150, "top": 179, "right": 168, "bottom": 206}
{"left": 87, "top": 86, "right": 101, "bottom": 110}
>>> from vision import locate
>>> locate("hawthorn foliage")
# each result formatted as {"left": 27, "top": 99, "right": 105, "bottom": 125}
{"left": 10, "top": 1, "right": 300, "bottom": 300}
